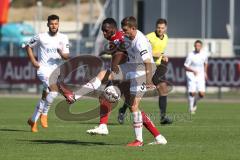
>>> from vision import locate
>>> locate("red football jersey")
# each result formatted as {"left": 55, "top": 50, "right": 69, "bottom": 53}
{"left": 108, "top": 31, "right": 126, "bottom": 54}
{"left": 110, "top": 31, "right": 124, "bottom": 44}
{"left": 109, "top": 31, "right": 128, "bottom": 65}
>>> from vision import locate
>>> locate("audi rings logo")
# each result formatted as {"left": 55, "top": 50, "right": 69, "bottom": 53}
{"left": 207, "top": 59, "right": 240, "bottom": 86}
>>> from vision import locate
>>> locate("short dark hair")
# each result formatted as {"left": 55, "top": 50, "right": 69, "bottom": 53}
{"left": 194, "top": 40, "right": 203, "bottom": 45}
{"left": 47, "top": 14, "right": 59, "bottom": 22}
{"left": 121, "top": 16, "right": 137, "bottom": 28}
{"left": 102, "top": 18, "right": 117, "bottom": 28}
{"left": 156, "top": 18, "right": 167, "bottom": 26}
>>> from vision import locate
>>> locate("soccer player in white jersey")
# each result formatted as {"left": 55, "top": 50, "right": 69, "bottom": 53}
{"left": 184, "top": 40, "right": 208, "bottom": 114}
{"left": 59, "top": 16, "right": 167, "bottom": 146}
{"left": 26, "top": 14, "right": 70, "bottom": 132}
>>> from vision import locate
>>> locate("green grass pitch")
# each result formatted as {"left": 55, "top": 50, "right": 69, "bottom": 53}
{"left": 0, "top": 97, "right": 239, "bottom": 160}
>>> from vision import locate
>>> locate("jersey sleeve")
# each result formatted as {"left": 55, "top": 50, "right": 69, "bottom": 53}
{"left": 61, "top": 35, "right": 70, "bottom": 54}
{"left": 137, "top": 40, "right": 152, "bottom": 62}
{"left": 27, "top": 34, "right": 40, "bottom": 48}
{"left": 184, "top": 54, "right": 192, "bottom": 67}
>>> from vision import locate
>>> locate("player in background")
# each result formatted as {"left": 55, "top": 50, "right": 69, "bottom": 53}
{"left": 60, "top": 17, "right": 167, "bottom": 146}
{"left": 26, "top": 14, "right": 70, "bottom": 132}
{"left": 118, "top": 18, "right": 172, "bottom": 125}
{"left": 184, "top": 40, "right": 208, "bottom": 114}
{"left": 85, "top": 18, "right": 166, "bottom": 143}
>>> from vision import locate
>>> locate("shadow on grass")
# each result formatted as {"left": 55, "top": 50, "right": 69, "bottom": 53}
{"left": 0, "top": 128, "right": 29, "bottom": 132}
{"left": 18, "top": 139, "right": 121, "bottom": 146}
{"left": 77, "top": 122, "right": 122, "bottom": 126}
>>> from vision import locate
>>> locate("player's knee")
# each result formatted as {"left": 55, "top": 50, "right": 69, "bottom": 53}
{"left": 41, "top": 87, "right": 49, "bottom": 100}
{"left": 157, "top": 83, "right": 168, "bottom": 96}
{"left": 98, "top": 95, "right": 103, "bottom": 103}
{"left": 41, "top": 92, "right": 47, "bottom": 100}
{"left": 199, "top": 92, "right": 205, "bottom": 98}
{"left": 130, "top": 105, "right": 138, "bottom": 112}
{"left": 189, "top": 92, "right": 196, "bottom": 97}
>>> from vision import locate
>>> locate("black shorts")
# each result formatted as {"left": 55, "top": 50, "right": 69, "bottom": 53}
{"left": 152, "top": 60, "right": 168, "bottom": 85}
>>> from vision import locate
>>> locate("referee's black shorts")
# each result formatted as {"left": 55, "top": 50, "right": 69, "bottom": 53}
{"left": 152, "top": 59, "right": 168, "bottom": 86}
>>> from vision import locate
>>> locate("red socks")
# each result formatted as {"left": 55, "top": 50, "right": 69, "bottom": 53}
{"left": 142, "top": 111, "right": 160, "bottom": 137}
{"left": 99, "top": 98, "right": 160, "bottom": 138}
{"left": 99, "top": 99, "right": 112, "bottom": 124}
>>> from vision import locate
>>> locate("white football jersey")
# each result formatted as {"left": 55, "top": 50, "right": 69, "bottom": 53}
{"left": 28, "top": 32, "right": 70, "bottom": 69}
{"left": 125, "top": 30, "right": 154, "bottom": 65}
{"left": 184, "top": 51, "right": 208, "bottom": 78}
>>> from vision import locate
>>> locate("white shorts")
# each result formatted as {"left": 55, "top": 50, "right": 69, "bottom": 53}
{"left": 37, "top": 65, "right": 60, "bottom": 89}
{"left": 186, "top": 74, "right": 206, "bottom": 93}
{"left": 112, "top": 63, "right": 156, "bottom": 97}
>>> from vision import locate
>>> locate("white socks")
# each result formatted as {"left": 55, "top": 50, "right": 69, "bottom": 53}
{"left": 155, "top": 135, "right": 163, "bottom": 142}
{"left": 46, "top": 92, "right": 58, "bottom": 104}
{"left": 44, "top": 92, "right": 58, "bottom": 115}
{"left": 99, "top": 123, "right": 107, "bottom": 129}
{"left": 31, "top": 99, "right": 45, "bottom": 122}
{"left": 188, "top": 95, "right": 195, "bottom": 112}
{"left": 132, "top": 111, "right": 143, "bottom": 142}
{"left": 42, "top": 103, "right": 50, "bottom": 116}
{"left": 75, "top": 78, "right": 102, "bottom": 99}
{"left": 31, "top": 92, "right": 58, "bottom": 122}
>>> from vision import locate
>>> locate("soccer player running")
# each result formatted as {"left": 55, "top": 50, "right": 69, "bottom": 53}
{"left": 184, "top": 40, "right": 208, "bottom": 114}
{"left": 118, "top": 18, "right": 172, "bottom": 125}
{"left": 60, "top": 16, "right": 167, "bottom": 146}
{"left": 85, "top": 18, "right": 167, "bottom": 143}
{"left": 25, "top": 14, "right": 70, "bottom": 132}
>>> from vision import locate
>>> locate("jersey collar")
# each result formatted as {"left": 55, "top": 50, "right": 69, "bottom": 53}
{"left": 155, "top": 31, "right": 164, "bottom": 40}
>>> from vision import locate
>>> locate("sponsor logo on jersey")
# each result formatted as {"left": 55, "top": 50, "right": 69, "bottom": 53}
{"left": 46, "top": 48, "right": 58, "bottom": 53}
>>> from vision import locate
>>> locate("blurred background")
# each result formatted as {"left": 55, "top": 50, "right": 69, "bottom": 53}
{"left": 0, "top": 0, "right": 239, "bottom": 100}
